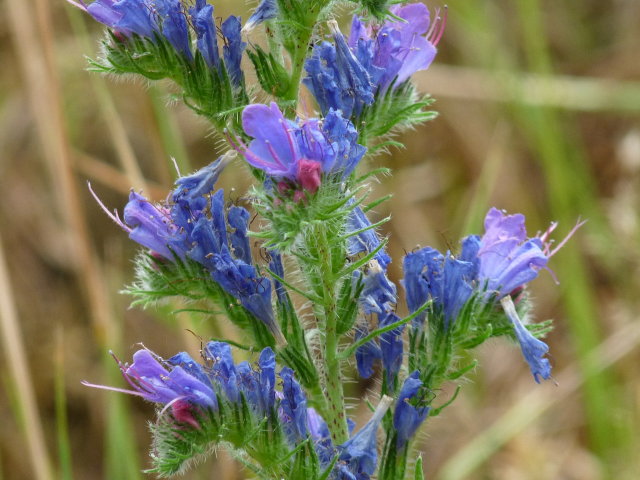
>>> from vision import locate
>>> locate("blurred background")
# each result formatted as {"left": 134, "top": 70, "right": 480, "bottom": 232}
{"left": 1, "top": 0, "right": 639, "bottom": 479}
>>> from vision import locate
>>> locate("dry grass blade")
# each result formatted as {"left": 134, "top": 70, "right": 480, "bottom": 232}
{"left": 419, "top": 65, "right": 640, "bottom": 112}
{"left": 7, "top": 0, "right": 112, "bottom": 341}
{"left": 0, "top": 234, "right": 53, "bottom": 480}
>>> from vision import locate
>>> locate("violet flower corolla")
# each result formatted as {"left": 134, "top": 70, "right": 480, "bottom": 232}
{"left": 82, "top": 349, "right": 217, "bottom": 429}
{"left": 232, "top": 102, "right": 366, "bottom": 196}
{"left": 393, "top": 371, "right": 430, "bottom": 448}
{"left": 279, "top": 367, "right": 309, "bottom": 444}
{"left": 304, "top": 3, "right": 445, "bottom": 117}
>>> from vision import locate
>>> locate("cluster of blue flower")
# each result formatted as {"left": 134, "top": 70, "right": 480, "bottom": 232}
{"left": 73, "top": 1, "right": 579, "bottom": 478}
{"left": 69, "top": 0, "right": 246, "bottom": 84}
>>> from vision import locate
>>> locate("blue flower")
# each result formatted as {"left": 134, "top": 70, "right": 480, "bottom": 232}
{"left": 156, "top": 0, "right": 192, "bottom": 59}
{"left": 337, "top": 396, "right": 392, "bottom": 479}
{"left": 94, "top": 156, "right": 284, "bottom": 344}
{"left": 500, "top": 297, "right": 551, "bottom": 383}
{"left": 346, "top": 206, "right": 391, "bottom": 269}
{"left": 304, "top": 3, "right": 444, "bottom": 116}
{"left": 168, "top": 351, "right": 211, "bottom": 385}
{"left": 393, "top": 371, "right": 429, "bottom": 448}
{"left": 70, "top": 0, "right": 247, "bottom": 80}
{"left": 304, "top": 21, "right": 376, "bottom": 118}
{"left": 237, "top": 103, "right": 366, "bottom": 192}
{"left": 221, "top": 16, "right": 246, "bottom": 87}
{"left": 205, "top": 341, "right": 240, "bottom": 403}
{"left": 306, "top": 407, "right": 335, "bottom": 466}
{"left": 379, "top": 312, "right": 404, "bottom": 387}
{"left": 358, "top": 260, "right": 397, "bottom": 315}
{"left": 189, "top": 1, "right": 220, "bottom": 69}
{"left": 279, "top": 367, "right": 308, "bottom": 444}
{"left": 245, "top": 0, "right": 278, "bottom": 31}
{"left": 258, "top": 347, "right": 276, "bottom": 413}
{"left": 401, "top": 246, "right": 475, "bottom": 330}
{"left": 354, "top": 324, "right": 382, "bottom": 379}
{"left": 85, "top": 343, "right": 285, "bottom": 428}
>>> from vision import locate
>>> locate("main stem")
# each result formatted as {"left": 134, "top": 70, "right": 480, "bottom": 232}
{"left": 316, "top": 225, "right": 350, "bottom": 444}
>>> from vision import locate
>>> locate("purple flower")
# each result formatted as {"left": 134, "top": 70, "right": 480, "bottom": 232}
{"left": 84, "top": 349, "right": 217, "bottom": 409}
{"left": 85, "top": 343, "right": 284, "bottom": 427}
{"left": 69, "top": 0, "right": 247, "bottom": 79}
{"left": 93, "top": 155, "right": 285, "bottom": 344}
{"left": 304, "top": 3, "right": 445, "bottom": 116}
{"left": 236, "top": 103, "right": 366, "bottom": 192}
{"left": 500, "top": 296, "right": 551, "bottom": 383}
{"left": 393, "top": 371, "right": 429, "bottom": 448}
{"left": 90, "top": 184, "right": 187, "bottom": 261}
{"left": 348, "top": 3, "right": 444, "bottom": 91}
{"left": 476, "top": 208, "right": 559, "bottom": 299}
{"left": 245, "top": 0, "right": 278, "bottom": 31}
{"left": 307, "top": 407, "right": 335, "bottom": 466}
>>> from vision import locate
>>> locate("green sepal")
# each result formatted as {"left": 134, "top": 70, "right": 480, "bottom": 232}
{"left": 89, "top": 32, "right": 248, "bottom": 130}
{"left": 355, "top": 83, "right": 437, "bottom": 149}
{"left": 250, "top": 175, "right": 363, "bottom": 252}
{"left": 351, "top": 0, "right": 399, "bottom": 20}
{"left": 413, "top": 455, "right": 424, "bottom": 480}
{"left": 146, "top": 395, "right": 297, "bottom": 478}
{"left": 336, "top": 274, "right": 365, "bottom": 335}
{"left": 247, "top": 45, "right": 291, "bottom": 98}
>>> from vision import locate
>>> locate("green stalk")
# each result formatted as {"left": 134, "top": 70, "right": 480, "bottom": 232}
{"left": 301, "top": 222, "right": 349, "bottom": 443}
{"left": 315, "top": 225, "right": 350, "bottom": 444}
{"left": 279, "top": 1, "right": 327, "bottom": 116}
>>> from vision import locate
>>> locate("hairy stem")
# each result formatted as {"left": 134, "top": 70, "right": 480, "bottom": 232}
{"left": 313, "top": 223, "right": 350, "bottom": 444}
